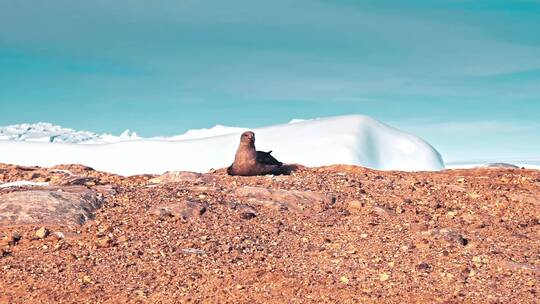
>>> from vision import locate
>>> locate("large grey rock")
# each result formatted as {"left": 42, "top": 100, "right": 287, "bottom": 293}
{"left": 234, "top": 186, "right": 334, "bottom": 214}
{"left": 0, "top": 187, "right": 104, "bottom": 226}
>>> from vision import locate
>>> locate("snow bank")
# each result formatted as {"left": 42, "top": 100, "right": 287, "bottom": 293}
{"left": 0, "top": 115, "right": 444, "bottom": 175}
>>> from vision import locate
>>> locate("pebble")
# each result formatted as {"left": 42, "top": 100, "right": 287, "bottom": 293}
{"left": 347, "top": 200, "right": 363, "bottom": 211}
{"left": 182, "top": 248, "right": 206, "bottom": 255}
{"left": 35, "top": 227, "right": 49, "bottom": 239}
{"left": 416, "top": 262, "right": 431, "bottom": 271}
{"left": 96, "top": 237, "right": 113, "bottom": 248}
{"left": 82, "top": 275, "right": 92, "bottom": 284}
{"left": 53, "top": 231, "right": 65, "bottom": 240}
{"left": 472, "top": 256, "right": 483, "bottom": 267}
{"left": 239, "top": 207, "right": 257, "bottom": 220}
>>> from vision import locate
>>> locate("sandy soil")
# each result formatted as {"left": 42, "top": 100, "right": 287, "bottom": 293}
{"left": 0, "top": 163, "right": 539, "bottom": 303}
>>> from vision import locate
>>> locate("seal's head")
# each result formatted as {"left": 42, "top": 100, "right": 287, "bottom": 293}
{"left": 240, "top": 131, "right": 255, "bottom": 145}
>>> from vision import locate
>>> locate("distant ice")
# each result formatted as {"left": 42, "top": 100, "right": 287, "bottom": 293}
{"left": 0, "top": 122, "right": 142, "bottom": 144}
{"left": 0, "top": 122, "right": 99, "bottom": 143}
{"left": 0, "top": 115, "right": 445, "bottom": 175}
{"left": 445, "top": 160, "right": 540, "bottom": 170}
{"left": 0, "top": 122, "right": 241, "bottom": 143}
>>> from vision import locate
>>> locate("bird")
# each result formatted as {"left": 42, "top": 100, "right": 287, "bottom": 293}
{"left": 227, "top": 131, "right": 288, "bottom": 176}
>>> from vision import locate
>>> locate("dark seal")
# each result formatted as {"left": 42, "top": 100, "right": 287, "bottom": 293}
{"left": 227, "top": 131, "right": 289, "bottom": 176}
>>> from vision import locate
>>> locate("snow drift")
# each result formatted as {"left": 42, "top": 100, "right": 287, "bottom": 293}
{"left": 0, "top": 115, "right": 444, "bottom": 175}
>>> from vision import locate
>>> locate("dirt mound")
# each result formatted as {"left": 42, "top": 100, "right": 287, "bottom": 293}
{"left": 0, "top": 163, "right": 538, "bottom": 303}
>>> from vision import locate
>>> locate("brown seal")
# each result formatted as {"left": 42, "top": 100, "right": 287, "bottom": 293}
{"left": 227, "top": 131, "right": 289, "bottom": 176}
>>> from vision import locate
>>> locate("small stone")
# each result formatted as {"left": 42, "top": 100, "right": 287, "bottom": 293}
{"left": 347, "top": 200, "right": 363, "bottom": 211}
{"left": 438, "top": 228, "right": 468, "bottom": 246}
{"left": 82, "top": 275, "right": 92, "bottom": 284}
{"left": 467, "top": 192, "right": 480, "bottom": 199}
{"left": 237, "top": 205, "right": 257, "bottom": 220}
{"left": 472, "top": 256, "right": 483, "bottom": 267}
{"left": 340, "top": 276, "right": 349, "bottom": 284}
{"left": 8, "top": 232, "right": 22, "bottom": 245}
{"left": 35, "top": 227, "right": 49, "bottom": 239}
{"left": 181, "top": 248, "right": 206, "bottom": 255}
{"left": 446, "top": 211, "right": 457, "bottom": 219}
{"left": 98, "top": 225, "right": 112, "bottom": 234}
{"left": 53, "top": 232, "right": 65, "bottom": 240}
{"left": 410, "top": 223, "right": 428, "bottom": 232}
{"left": 96, "top": 237, "right": 113, "bottom": 248}
{"left": 0, "top": 247, "right": 12, "bottom": 257}
{"left": 372, "top": 206, "right": 395, "bottom": 217}
{"left": 379, "top": 273, "right": 390, "bottom": 281}
{"left": 416, "top": 262, "right": 431, "bottom": 271}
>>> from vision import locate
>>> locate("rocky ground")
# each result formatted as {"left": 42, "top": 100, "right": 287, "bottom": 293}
{"left": 0, "top": 163, "right": 539, "bottom": 303}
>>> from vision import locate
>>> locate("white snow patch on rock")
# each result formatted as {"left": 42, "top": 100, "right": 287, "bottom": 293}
{"left": 0, "top": 181, "right": 50, "bottom": 188}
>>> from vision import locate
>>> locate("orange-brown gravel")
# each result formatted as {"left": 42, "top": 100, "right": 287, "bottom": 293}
{"left": 0, "top": 163, "right": 539, "bottom": 303}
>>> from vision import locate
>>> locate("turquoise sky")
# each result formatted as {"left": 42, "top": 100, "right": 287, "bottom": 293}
{"left": 0, "top": 0, "right": 539, "bottom": 162}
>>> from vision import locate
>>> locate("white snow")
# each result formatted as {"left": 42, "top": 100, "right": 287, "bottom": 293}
{"left": 0, "top": 115, "right": 445, "bottom": 176}
{"left": 0, "top": 122, "right": 99, "bottom": 143}
{"left": 0, "top": 122, "right": 139, "bottom": 144}
{"left": 0, "top": 181, "right": 50, "bottom": 188}
{"left": 160, "top": 125, "right": 245, "bottom": 141}
{"left": 288, "top": 119, "right": 307, "bottom": 124}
